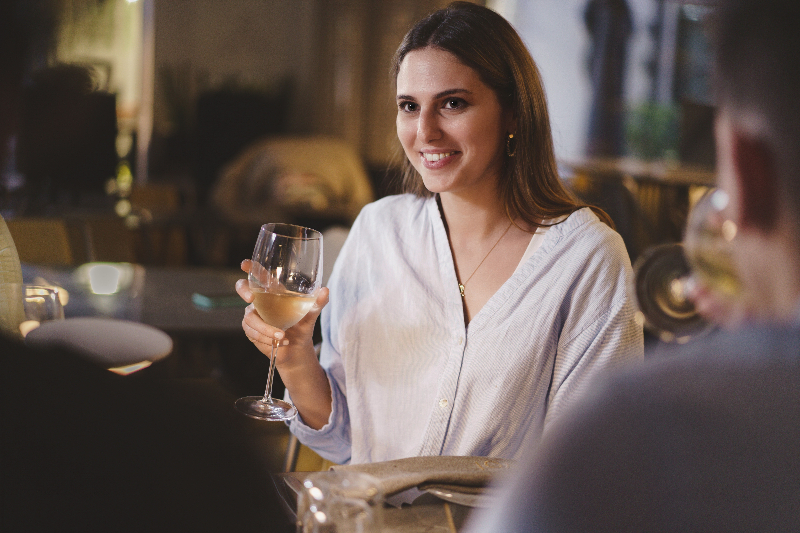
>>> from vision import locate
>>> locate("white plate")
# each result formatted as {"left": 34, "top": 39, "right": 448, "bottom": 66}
{"left": 26, "top": 317, "right": 172, "bottom": 369}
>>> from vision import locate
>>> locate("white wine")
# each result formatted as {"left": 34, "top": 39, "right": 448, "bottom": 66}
{"left": 251, "top": 289, "right": 316, "bottom": 330}
{"left": 687, "top": 245, "right": 742, "bottom": 299}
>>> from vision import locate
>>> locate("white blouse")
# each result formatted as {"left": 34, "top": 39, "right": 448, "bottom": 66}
{"left": 287, "top": 194, "right": 643, "bottom": 464}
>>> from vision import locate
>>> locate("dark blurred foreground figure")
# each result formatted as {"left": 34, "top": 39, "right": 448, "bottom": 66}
{"left": 464, "top": 0, "right": 800, "bottom": 530}
{"left": 0, "top": 333, "right": 289, "bottom": 533}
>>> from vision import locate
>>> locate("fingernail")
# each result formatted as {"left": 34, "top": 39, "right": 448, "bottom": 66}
{"left": 274, "top": 331, "right": 283, "bottom": 340}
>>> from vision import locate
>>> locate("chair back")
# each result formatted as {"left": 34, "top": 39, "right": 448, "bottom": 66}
{"left": 0, "top": 214, "right": 26, "bottom": 335}
{"left": 4, "top": 217, "right": 75, "bottom": 266}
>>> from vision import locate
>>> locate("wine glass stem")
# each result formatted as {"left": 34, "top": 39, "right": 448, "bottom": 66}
{"left": 263, "top": 340, "right": 279, "bottom": 404}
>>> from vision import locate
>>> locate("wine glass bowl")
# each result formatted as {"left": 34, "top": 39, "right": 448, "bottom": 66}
{"left": 632, "top": 243, "right": 710, "bottom": 343}
{"left": 633, "top": 187, "right": 743, "bottom": 343}
{"left": 236, "top": 223, "right": 323, "bottom": 421}
{"left": 683, "top": 188, "right": 741, "bottom": 300}
{"left": 4, "top": 284, "right": 66, "bottom": 338}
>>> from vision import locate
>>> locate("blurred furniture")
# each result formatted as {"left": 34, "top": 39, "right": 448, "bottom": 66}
{"left": 17, "top": 64, "right": 118, "bottom": 206}
{"left": 206, "top": 136, "right": 373, "bottom": 267}
{"left": 5, "top": 207, "right": 191, "bottom": 267}
{"left": 129, "top": 182, "right": 189, "bottom": 266}
{"left": 562, "top": 157, "right": 714, "bottom": 262}
{"left": 20, "top": 263, "right": 245, "bottom": 334}
{"left": 0, "top": 214, "right": 25, "bottom": 335}
{"left": 5, "top": 217, "right": 76, "bottom": 266}
{"left": 211, "top": 136, "right": 374, "bottom": 226}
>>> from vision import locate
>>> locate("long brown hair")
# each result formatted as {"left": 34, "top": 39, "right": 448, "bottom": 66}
{"left": 392, "top": 1, "right": 612, "bottom": 228}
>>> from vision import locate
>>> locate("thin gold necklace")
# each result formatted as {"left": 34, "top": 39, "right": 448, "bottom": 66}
{"left": 458, "top": 221, "right": 514, "bottom": 298}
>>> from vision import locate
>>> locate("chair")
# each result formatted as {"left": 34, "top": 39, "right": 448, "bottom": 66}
{"left": 4, "top": 217, "right": 76, "bottom": 266}
{"left": 129, "top": 182, "right": 189, "bottom": 266}
{"left": 0, "top": 214, "right": 26, "bottom": 335}
{"left": 206, "top": 136, "right": 373, "bottom": 267}
{"left": 283, "top": 433, "right": 337, "bottom": 473}
{"left": 79, "top": 215, "right": 137, "bottom": 264}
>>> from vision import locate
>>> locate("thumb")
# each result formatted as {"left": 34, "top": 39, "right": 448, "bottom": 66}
{"left": 299, "top": 287, "right": 329, "bottom": 327}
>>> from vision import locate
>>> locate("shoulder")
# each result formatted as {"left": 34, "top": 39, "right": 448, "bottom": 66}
{"left": 354, "top": 194, "right": 430, "bottom": 225}
{"left": 524, "top": 325, "right": 800, "bottom": 529}
{"left": 545, "top": 325, "right": 800, "bottom": 459}
{"left": 550, "top": 207, "right": 627, "bottom": 254}
{"left": 543, "top": 208, "right": 632, "bottom": 291}
{"left": 350, "top": 194, "right": 434, "bottom": 239}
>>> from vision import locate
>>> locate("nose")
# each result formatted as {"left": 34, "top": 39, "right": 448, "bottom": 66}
{"left": 418, "top": 108, "right": 442, "bottom": 143}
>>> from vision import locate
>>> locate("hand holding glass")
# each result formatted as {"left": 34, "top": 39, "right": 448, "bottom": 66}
{"left": 633, "top": 188, "right": 741, "bottom": 342}
{"left": 236, "top": 223, "right": 323, "bottom": 421}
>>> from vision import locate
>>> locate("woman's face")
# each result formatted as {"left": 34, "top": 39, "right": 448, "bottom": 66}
{"left": 396, "top": 47, "right": 511, "bottom": 196}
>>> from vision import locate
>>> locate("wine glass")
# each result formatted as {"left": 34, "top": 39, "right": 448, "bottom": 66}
{"left": 235, "top": 223, "right": 323, "bottom": 421}
{"left": 297, "top": 471, "right": 384, "bottom": 533}
{"left": 633, "top": 187, "right": 740, "bottom": 343}
{"left": 0, "top": 284, "right": 66, "bottom": 338}
{"left": 683, "top": 188, "right": 741, "bottom": 300}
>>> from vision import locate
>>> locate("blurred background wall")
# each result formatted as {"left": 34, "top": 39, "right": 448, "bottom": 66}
{"left": 2, "top": 0, "right": 716, "bottom": 265}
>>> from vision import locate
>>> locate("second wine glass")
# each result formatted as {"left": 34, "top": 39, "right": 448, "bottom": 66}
{"left": 236, "top": 223, "right": 323, "bottom": 422}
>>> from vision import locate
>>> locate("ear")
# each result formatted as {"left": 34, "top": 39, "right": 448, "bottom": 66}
{"left": 731, "top": 131, "right": 778, "bottom": 231}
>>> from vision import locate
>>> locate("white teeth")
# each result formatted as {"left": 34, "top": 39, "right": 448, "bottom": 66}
{"left": 423, "top": 152, "right": 454, "bottom": 162}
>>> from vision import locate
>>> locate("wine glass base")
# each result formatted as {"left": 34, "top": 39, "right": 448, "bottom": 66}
{"left": 235, "top": 396, "right": 297, "bottom": 421}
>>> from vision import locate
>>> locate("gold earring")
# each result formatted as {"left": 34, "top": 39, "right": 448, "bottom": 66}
{"left": 506, "top": 134, "right": 517, "bottom": 157}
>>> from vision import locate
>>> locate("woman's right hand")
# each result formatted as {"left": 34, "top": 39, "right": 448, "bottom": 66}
{"left": 236, "top": 260, "right": 333, "bottom": 429}
{"left": 235, "top": 260, "right": 329, "bottom": 366}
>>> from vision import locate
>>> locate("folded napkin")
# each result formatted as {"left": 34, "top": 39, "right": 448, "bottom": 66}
{"left": 329, "top": 455, "right": 512, "bottom": 497}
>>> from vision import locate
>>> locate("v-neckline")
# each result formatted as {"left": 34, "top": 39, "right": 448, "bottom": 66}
{"left": 429, "top": 196, "right": 550, "bottom": 330}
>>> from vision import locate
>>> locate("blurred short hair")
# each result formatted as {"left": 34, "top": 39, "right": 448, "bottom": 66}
{"left": 712, "top": 0, "right": 800, "bottom": 222}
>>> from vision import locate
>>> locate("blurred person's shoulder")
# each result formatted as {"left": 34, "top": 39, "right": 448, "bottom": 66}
{"left": 525, "top": 324, "right": 800, "bottom": 531}
{"left": 587, "top": 324, "right": 800, "bottom": 413}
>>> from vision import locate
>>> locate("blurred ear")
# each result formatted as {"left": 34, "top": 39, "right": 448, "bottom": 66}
{"left": 731, "top": 131, "right": 778, "bottom": 231}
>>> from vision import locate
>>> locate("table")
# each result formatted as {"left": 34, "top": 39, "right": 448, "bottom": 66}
{"left": 21, "top": 263, "right": 247, "bottom": 333}
{"left": 19, "top": 262, "right": 275, "bottom": 389}
{"left": 272, "top": 472, "right": 473, "bottom": 532}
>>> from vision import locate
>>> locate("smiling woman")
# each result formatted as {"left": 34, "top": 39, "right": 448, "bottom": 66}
{"left": 395, "top": 47, "right": 510, "bottom": 199}
{"left": 237, "top": 1, "right": 643, "bottom": 470}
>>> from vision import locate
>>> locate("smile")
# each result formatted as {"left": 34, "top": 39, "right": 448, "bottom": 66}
{"left": 422, "top": 151, "right": 456, "bottom": 162}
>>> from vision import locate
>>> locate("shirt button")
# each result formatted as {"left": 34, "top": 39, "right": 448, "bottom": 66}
{"left": 457, "top": 337, "right": 463, "bottom": 345}
{"left": 439, "top": 399, "right": 448, "bottom": 408}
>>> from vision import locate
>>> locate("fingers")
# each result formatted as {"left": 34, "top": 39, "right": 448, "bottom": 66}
{"left": 240, "top": 259, "right": 252, "bottom": 274}
{"left": 242, "top": 304, "right": 287, "bottom": 347}
{"left": 235, "top": 278, "right": 254, "bottom": 303}
{"left": 241, "top": 287, "right": 329, "bottom": 358}
{"left": 686, "top": 276, "right": 745, "bottom": 329}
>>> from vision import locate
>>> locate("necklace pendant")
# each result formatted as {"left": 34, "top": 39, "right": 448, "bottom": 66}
{"left": 459, "top": 283, "right": 465, "bottom": 298}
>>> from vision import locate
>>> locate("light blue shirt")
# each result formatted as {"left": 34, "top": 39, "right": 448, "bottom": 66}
{"left": 287, "top": 194, "right": 643, "bottom": 464}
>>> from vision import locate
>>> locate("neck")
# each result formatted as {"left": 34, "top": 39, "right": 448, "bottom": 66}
{"left": 438, "top": 189, "right": 510, "bottom": 241}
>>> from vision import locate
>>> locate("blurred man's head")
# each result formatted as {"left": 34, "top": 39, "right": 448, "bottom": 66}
{"left": 712, "top": 0, "right": 800, "bottom": 322}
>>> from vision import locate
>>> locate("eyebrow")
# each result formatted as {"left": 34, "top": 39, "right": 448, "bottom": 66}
{"left": 396, "top": 88, "right": 473, "bottom": 101}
